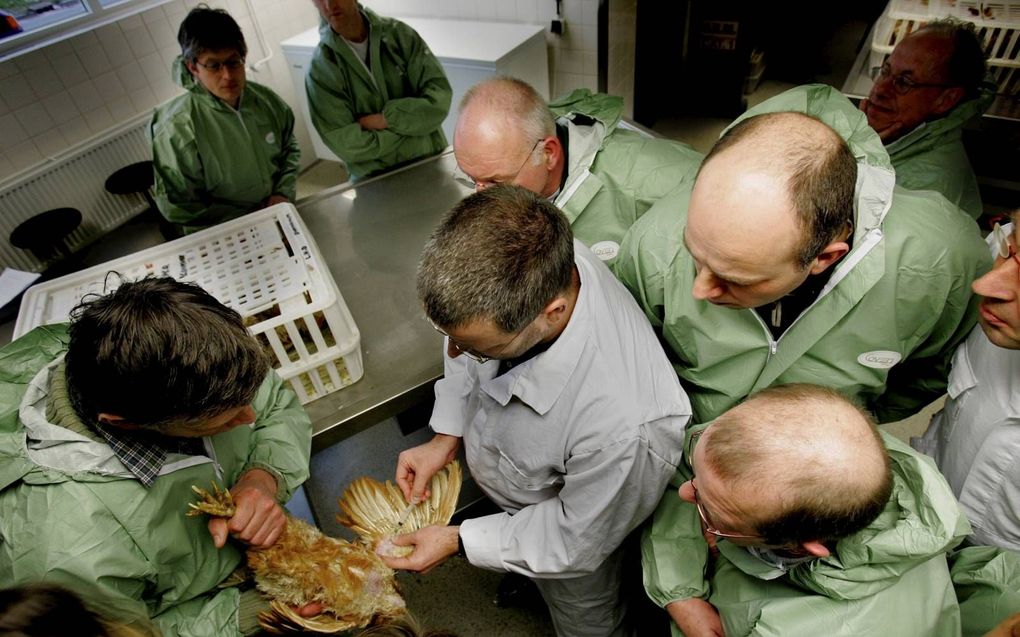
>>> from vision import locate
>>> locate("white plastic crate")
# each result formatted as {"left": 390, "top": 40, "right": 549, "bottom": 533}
{"left": 888, "top": 0, "right": 1020, "bottom": 21}
{"left": 870, "top": 0, "right": 1020, "bottom": 96}
{"left": 13, "top": 203, "right": 363, "bottom": 405}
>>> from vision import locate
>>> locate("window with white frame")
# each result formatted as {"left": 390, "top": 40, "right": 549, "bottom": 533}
{"left": 0, "top": 0, "right": 174, "bottom": 62}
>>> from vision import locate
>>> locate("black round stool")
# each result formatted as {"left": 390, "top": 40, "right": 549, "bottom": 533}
{"left": 105, "top": 160, "right": 156, "bottom": 212}
{"left": 10, "top": 207, "right": 82, "bottom": 262}
{"left": 105, "top": 160, "right": 179, "bottom": 240}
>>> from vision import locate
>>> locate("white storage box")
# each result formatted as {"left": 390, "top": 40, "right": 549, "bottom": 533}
{"left": 13, "top": 203, "right": 363, "bottom": 405}
{"left": 869, "top": 0, "right": 1020, "bottom": 96}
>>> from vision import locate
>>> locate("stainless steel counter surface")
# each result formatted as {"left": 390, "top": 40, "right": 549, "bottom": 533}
{"left": 296, "top": 151, "right": 471, "bottom": 451}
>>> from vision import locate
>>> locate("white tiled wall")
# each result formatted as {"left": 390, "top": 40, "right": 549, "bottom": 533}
{"left": 607, "top": 0, "right": 635, "bottom": 120}
{"left": 0, "top": 0, "right": 597, "bottom": 185}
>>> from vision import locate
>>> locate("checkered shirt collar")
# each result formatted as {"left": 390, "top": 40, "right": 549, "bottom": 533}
{"left": 91, "top": 423, "right": 206, "bottom": 488}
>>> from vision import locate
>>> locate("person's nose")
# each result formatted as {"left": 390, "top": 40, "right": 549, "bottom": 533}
{"left": 691, "top": 268, "right": 724, "bottom": 301}
{"left": 871, "top": 72, "right": 896, "bottom": 100}
{"left": 972, "top": 259, "right": 1019, "bottom": 302}
{"left": 229, "top": 404, "right": 257, "bottom": 427}
{"left": 678, "top": 481, "right": 696, "bottom": 504}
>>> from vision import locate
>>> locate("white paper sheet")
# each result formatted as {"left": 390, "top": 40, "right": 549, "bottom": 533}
{"left": 0, "top": 268, "right": 41, "bottom": 309}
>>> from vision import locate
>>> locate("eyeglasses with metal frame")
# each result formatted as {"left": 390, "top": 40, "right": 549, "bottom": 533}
{"left": 992, "top": 221, "right": 1020, "bottom": 268}
{"left": 466, "top": 137, "right": 546, "bottom": 191}
{"left": 691, "top": 480, "right": 763, "bottom": 540}
{"left": 869, "top": 63, "right": 956, "bottom": 95}
{"left": 425, "top": 316, "right": 529, "bottom": 364}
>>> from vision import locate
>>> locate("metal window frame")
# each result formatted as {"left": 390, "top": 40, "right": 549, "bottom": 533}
{"left": 0, "top": 0, "right": 174, "bottom": 63}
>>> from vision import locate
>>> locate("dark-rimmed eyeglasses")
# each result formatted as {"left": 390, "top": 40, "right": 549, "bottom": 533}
{"left": 691, "top": 480, "right": 763, "bottom": 540}
{"left": 194, "top": 56, "right": 246, "bottom": 73}
{"left": 869, "top": 63, "right": 956, "bottom": 96}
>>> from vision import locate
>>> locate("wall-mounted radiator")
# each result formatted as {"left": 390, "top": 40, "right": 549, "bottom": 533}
{"left": 0, "top": 113, "right": 152, "bottom": 272}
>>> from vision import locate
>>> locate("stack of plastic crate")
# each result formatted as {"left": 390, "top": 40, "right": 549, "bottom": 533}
{"left": 870, "top": 0, "right": 1020, "bottom": 96}
{"left": 13, "top": 203, "right": 363, "bottom": 405}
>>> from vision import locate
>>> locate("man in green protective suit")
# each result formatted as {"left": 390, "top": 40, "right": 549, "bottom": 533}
{"left": 151, "top": 7, "right": 300, "bottom": 234}
{"left": 453, "top": 77, "right": 703, "bottom": 265}
{"left": 860, "top": 18, "right": 993, "bottom": 220}
{"left": 0, "top": 278, "right": 312, "bottom": 636}
{"left": 306, "top": 0, "right": 452, "bottom": 180}
{"left": 645, "top": 383, "right": 1019, "bottom": 637}
{"left": 614, "top": 84, "right": 990, "bottom": 427}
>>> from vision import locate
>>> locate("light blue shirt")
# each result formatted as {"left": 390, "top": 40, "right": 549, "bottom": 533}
{"left": 430, "top": 240, "right": 691, "bottom": 576}
{"left": 914, "top": 324, "right": 1020, "bottom": 550}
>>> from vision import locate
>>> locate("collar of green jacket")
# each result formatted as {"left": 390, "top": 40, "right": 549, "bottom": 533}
{"left": 0, "top": 325, "right": 71, "bottom": 491}
{"left": 885, "top": 82, "right": 995, "bottom": 157}
{"left": 549, "top": 88, "right": 624, "bottom": 133}
{"left": 723, "top": 84, "right": 896, "bottom": 244}
{"left": 0, "top": 324, "right": 217, "bottom": 490}
{"left": 549, "top": 89, "right": 626, "bottom": 202}
{"left": 317, "top": 5, "right": 385, "bottom": 58}
{"left": 713, "top": 432, "right": 969, "bottom": 601}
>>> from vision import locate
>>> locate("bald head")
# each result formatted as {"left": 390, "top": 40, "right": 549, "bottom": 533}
{"left": 454, "top": 77, "right": 562, "bottom": 196}
{"left": 696, "top": 112, "right": 857, "bottom": 268}
{"left": 702, "top": 384, "right": 892, "bottom": 546}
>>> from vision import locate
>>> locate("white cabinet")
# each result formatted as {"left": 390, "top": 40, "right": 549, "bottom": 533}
{"left": 281, "top": 19, "right": 549, "bottom": 163}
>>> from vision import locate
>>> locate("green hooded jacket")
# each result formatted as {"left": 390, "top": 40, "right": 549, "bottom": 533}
{"left": 549, "top": 89, "right": 703, "bottom": 263}
{"left": 0, "top": 325, "right": 312, "bottom": 637}
{"left": 642, "top": 423, "right": 971, "bottom": 636}
{"left": 614, "top": 84, "right": 991, "bottom": 425}
{"left": 306, "top": 7, "right": 451, "bottom": 180}
{"left": 885, "top": 86, "right": 994, "bottom": 220}
{"left": 151, "top": 57, "right": 300, "bottom": 233}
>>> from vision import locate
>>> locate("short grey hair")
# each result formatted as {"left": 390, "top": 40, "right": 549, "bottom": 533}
{"left": 915, "top": 18, "right": 988, "bottom": 100}
{"left": 460, "top": 76, "right": 556, "bottom": 152}
{"left": 417, "top": 185, "right": 574, "bottom": 333}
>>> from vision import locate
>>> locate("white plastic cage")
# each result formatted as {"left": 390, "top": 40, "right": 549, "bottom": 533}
{"left": 13, "top": 203, "right": 363, "bottom": 405}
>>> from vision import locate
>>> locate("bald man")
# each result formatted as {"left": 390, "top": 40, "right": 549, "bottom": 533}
{"left": 453, "top": 78, "right": 702, "bottom": 263}
{"left": 615, "top": 84, "right": 990, "bottom": 426}
{"left": 641, "top": 384, "right": 989, "bottom": 637}
{"left": 861, "top": 18, "right": 992, "bottom": 219}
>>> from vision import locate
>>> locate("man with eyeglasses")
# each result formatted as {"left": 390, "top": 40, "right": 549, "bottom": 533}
{"left": 453, "top": 77, "right": 702, "bottom": 264}
{"left": 151, "top": 6, "right": 300, "bottom": 234}
{"left": 616, "top": 84, "right": 990, "bottom": 428}
{"left": 306, "top": 0, "right": 452, "bottom": 180}
{"left": 860, "top": 18, "right": 993, "bottom": 220}
{"left": 380, "top": 185, "right": 691, "bottom": 637}
{"left": 914, "top": 211, "right": 1020, "bottom": 557}
{"left": 647, "top": 383, "right": 1020, "bottom": 637}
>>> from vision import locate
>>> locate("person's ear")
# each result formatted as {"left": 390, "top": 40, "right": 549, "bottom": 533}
{"left": 540, "top": 294, "right": 570, "bottom": 328}
{"left": 933, "top": 87, "right": 965, "bottom": 115}
{"left": 185, "top": 59, "right": 200, "bottom": 78}
{"left": 541, "top": 136, "right": 563, "bottom": 171}
{"left": 98, "top": 413, "right": 140, "bottom": 431}
{"left": 799, "top": 540, "right": 831, "bottom": 558}
{"left": 808, "top": 241, "right": 851, "bottom": 275}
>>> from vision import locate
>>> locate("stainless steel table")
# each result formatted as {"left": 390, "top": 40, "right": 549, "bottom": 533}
{"left": 296, "top": 151, "right": 471, "bottom": 452}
